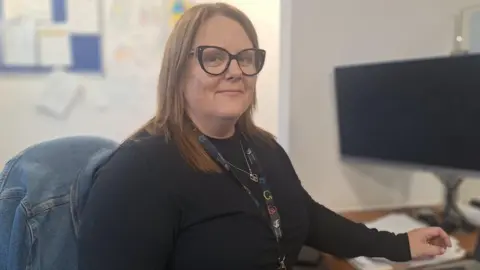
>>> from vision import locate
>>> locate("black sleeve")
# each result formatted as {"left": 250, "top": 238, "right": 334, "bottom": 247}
{"left": 303, "top": 190, "right": 411, "bottom": 261}
{"left": 78, "top": 141, "right": 180, "bottom": 270}
{"left": 272, "top": 142, "right": 411, "bottom": 262}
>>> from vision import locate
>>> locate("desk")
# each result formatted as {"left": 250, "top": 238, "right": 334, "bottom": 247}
{"left": 322, "top": 208, "right": 479, "bottom": 270}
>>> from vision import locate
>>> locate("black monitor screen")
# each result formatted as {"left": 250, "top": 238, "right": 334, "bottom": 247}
{"left": 334, "top": 54, "right": 480, "bottom": 173}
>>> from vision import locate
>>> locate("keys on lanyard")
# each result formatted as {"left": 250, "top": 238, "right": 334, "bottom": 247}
{"left": 278, "top": 256, "right": 287, "bottom": 269}
{"left": 198, "top": 134, "right": 286, "bottom": 269}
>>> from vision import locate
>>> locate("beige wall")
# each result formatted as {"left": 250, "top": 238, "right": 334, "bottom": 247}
{"left": 284, "top": 0, "right": 480, "bottom": 211}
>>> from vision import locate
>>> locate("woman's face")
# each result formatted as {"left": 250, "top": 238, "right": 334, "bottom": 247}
{"left": 184, "top": 15, "right": 258, "bottom": 121}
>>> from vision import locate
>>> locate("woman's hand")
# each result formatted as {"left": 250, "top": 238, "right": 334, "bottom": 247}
{"left": 407, "top": 227, "right": 452, "bottom": 260}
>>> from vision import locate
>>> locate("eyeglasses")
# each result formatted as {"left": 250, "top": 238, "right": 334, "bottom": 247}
{"left": 191, "top": 45, "right": 266, "bottom": 76}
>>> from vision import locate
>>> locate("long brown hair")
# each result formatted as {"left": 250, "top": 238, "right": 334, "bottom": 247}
{"left": 131, "top": 3, "right": 275, "bottom": 172}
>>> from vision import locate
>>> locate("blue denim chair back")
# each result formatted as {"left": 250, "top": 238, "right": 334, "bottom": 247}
{"left": 0, "top": 136, "right": 118, "bottom": 270}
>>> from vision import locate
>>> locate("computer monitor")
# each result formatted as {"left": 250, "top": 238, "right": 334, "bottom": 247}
{"left": 334, "top": 54, "right": 480, "bottom": 232}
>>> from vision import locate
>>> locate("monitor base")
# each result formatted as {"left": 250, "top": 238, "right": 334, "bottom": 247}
{"left": 412, "top": 174, "right": 475, "bottom": 233}
{"left": 435, "top": 174, "right": 475, "bottom": 234}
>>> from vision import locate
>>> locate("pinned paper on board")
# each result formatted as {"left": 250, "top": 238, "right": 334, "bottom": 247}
{"left": 3, "top": 0, "right": 24, "bottom": 20}
{"left": 109, "top": 0, "right": 135, "bottom": 30}
{"left": 170, "top": 0, "right": 192, "bottom": 26}
{"left": 67, "top": 0, "right": 100, "bottom": 33}
{"left": 4, "top": 0, "right": 51, "bottom": 21}
{"left": 1, "top": 17, "right": 37, "bottom": 66}
{"left": 21, "top": 0, "right": 51, "bottom": 21}
{"left": 139, "top": 5, "right": 164, "bottom": 26}
{"left": 38, "top": 27, "right": 72, "bottom": 66}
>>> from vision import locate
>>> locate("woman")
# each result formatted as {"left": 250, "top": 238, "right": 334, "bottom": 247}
{"left": 78, "top": 3, "right": 451, "bottom": 270}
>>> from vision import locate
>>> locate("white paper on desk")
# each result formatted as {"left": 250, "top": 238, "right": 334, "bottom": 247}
{"left": 36, "top": 70, "right": 83, "bottom": 119}
{"left": 2, "top": 17, "right": 37, "bottom": 66}
{"left": 38, "top": 28, "right": 72, "bottom": 66}
{"left": 365, "top": 213, "right": 426, "bottom": 233}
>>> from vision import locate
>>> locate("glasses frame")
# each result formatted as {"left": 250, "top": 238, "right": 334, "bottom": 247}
{"left": 190, "top": 45, "right": 266, "bottom": 76}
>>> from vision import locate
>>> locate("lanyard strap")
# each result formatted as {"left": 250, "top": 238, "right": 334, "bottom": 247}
{"left": 198, "top": 134, "right": 286, "bottom": 267}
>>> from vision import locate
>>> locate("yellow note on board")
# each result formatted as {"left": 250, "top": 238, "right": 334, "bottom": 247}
{"left": 170, "top": 0, "right": 192, "bottom": 26}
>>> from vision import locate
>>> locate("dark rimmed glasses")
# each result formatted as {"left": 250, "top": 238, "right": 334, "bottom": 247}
{"left": 191, "top": 45, "right": 266, "bottom": 76}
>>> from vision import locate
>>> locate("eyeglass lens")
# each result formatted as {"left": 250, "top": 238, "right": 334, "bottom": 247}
{"left": 199, "top": 47, "right": 265, "bottom": 76}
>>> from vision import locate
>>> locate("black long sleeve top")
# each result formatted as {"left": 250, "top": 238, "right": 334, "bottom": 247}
{"left": 78, "top": 132, "right": 411, "bottom": 270}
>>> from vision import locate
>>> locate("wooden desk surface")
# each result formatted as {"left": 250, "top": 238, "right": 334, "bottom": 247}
{"left": 323, "top": 209, "right": 478, "bottom": 270}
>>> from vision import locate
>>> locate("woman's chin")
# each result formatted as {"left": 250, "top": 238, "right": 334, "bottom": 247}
{"left": 213, "top": 106, "right": 247, "bottom": 119}
{"left": 215, "top": 110, "right": 245, "bottom": 120}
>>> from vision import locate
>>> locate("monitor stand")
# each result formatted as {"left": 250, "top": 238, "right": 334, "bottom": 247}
{"left": 432, "top": 173, "right": 475, "bottom": 234}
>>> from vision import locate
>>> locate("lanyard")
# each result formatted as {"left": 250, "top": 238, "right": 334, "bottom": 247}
{"left": 198, "top": 134, "right": 286, "bottom": 269}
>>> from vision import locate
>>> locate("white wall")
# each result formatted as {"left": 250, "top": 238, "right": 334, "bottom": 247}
{"left": 0, "top": 0, "right": 280, "bottom": 165}
{"left": 284, "top": 0, "right": 480, "bottom": 211}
